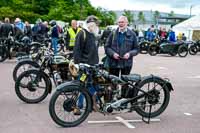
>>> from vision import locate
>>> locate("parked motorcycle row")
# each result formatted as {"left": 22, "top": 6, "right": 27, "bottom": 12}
{"left": 4, "top": 36, "right": 174, "bottom": 127}
{"left": 139, "top": 38, "right": 200, "bottom": 57}
{"left": 0, "top": 34, "right": 66, "bottom": 62}
{"left": 0, "top": 31, "right": 174, "bottom": 127}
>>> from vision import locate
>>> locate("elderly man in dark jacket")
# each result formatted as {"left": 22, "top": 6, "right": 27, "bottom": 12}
{"left": 105, "top": 16, "right": 139, "bottom": 76}
{"left": 73, "top": 15, "right": 99, "bottom": 65}
{"left": 73, "top": 15, "right": 100, "bottom": 115}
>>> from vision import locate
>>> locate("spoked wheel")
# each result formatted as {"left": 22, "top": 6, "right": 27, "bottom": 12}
{"left": 13, "top": 60, "right": 40, "bottom": 82}
{"left": 15, "top": 69, "right": 50, "bottom": 103}
{"left": 189, "top": 45, "right": 198, "bottom": 55}
{"left": 135, "top": 77, "right": 170, "bottom": 118}
{"left": 0, "top": 45, "right": 8, "bottom": 62}
{"left": 139, "top": 41, "right": 149, "bottom": 54}
{"left": 178, "top": 45, "right": 188, "bottom": 57}
{"left": 169, "top": 51, "right": 177, "bottom": 56}
{"left": 49, "top": 86, "right": 91, "bottom": 127}
{"left": 148, "top": 45, "right": 159, "bottom": 56}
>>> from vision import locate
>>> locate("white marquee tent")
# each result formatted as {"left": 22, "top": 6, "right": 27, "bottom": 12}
{"left": 173, "top": 15, "right": 200, "bottom": 40}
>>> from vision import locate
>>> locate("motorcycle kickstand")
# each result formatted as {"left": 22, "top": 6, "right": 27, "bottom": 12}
{"left": 142, "top": 104, "right": 152, "bottom": 124}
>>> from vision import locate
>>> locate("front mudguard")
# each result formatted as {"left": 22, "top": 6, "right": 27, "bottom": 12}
{"left": 142, "top": 75, "right": 174, "bottom": 92}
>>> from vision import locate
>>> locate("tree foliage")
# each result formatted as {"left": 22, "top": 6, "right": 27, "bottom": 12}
{"left": 138, "top": 11, "right": 145, "bottom": 24}
{"left": 0, "top": 0, "right": 116, "bottom": 26}
{"left": 153, "top": 10, "right": 160, "bottom": 24}
{"left": 168, "top": 11, "right": 175, "bottom": 17}
{"left": 122, "top": 10, "right": 134, "bottom": 25}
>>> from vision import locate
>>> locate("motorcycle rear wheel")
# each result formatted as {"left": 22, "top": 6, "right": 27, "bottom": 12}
{"left": 134, "top": 77, "right": 170, "bottom": 118}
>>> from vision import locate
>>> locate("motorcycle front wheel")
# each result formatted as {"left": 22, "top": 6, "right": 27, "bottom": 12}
{"left": 49, "top": 86, "right": 92, "bottom": 127}
{"left": 15, "top": 69, "right": 50, "bottom": 103}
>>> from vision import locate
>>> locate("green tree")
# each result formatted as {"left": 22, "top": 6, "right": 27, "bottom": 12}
{"left": 153, "top": 10, "right": 160, "bottom": 24}
{"left": 137, "top": 11, "right": 145, "bottom": 24}
{"left": 0, "top": 0, "right": 116, "bottom": 24}
{"left": 123, "top": 10, "right": 134, "bottom": 24}
{"left": 32, "top": 0, "right": 55, "bottom": 15}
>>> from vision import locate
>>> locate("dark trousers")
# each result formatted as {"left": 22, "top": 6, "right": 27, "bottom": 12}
{"left": 109, "top": 67, "right": 132, "bottom": 77}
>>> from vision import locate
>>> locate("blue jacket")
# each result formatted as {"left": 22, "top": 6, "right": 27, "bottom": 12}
{"left": 15, "top": 21, "right": 25, "bottom": 32}
{"left": 146, "top": 31, "right": 156, "bottom": 41}
{"left": 105, "top": 28, "right": 139, "bottom": 68}
{"left": 168, "top": 31, "right": 176, "bottom": 42}
{"left": 51, "top": 25, "right": 59, "bottom": 38}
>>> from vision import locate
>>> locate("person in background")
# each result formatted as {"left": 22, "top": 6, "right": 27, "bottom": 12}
{"left": 50, "top": 20, "right": 59, "bottom": 55}
{"left": 0, "top": 17, "right": 14, "bottom": 59}
{"left": 14, "top": 18, "right": 25, "bottom": 33}
{"left": 182, "top": 33, "right": 187, "bottom": 41}
{"left": 24, "top": 21, "right": 32, "bottom": 38}
{"left": 66, "top": 20, "right": 82, "bottom": 51}
{"left": 43, "top": 21, "right": 49, "bottom": 38}
{"left": 0, "top": 17, "right": 14, "bottom": 38}
{"left": 146, "top": 27, "right": 156, "bottom": 42}
{"left": 101, "top": 26, "right": 112, "bottom": 46}
{"left": 168, "top": 29, "right": 176, "bottom": 42}
{"left": 177, "top": 32, "right": 183, "bottom": 41}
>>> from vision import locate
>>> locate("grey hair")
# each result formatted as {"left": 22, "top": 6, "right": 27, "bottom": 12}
{"left": 118, "top": 16, "right": 128, "bottom": 23}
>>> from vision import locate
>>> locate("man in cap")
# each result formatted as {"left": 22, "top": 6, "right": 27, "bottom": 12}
{"left": 73, "top": 15, "right": 100, "bottom": 115}
{"left": 73, "top": 15, "right": 99, "bottom": 65}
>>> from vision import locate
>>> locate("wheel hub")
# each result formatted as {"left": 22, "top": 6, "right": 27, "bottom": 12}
{"left": 63, "top": 99, "right": 74, "bottom": 112}
{"left": 27, "top": 82, "right": 37, "bottom": 92}
{"left": 148, "top": 90, "right": 160, "bottom": 105}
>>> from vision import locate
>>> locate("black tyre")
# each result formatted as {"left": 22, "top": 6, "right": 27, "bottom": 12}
{"left": 148, "top": 44, "right": 159, "bottom": 56}
{"left": 135, "top": 77, "right": 170, "bottom": 118}
{"left": 169, "top": 51, "right": 177, "bottom": 56}
{"left": 0, "top": 44, "right": 8, "bottom": 62}
{"left": 178, "top": 45, "right": 188, "bottom": 57}
{"left": 49, "top": 85, "right": 91, "bottom": 127}
{"left": 13, "top": 60, "right": 40, "bottom": 82}
{"left": 139, "top": 41, "right": 149, "bottom": 54}
{"left": 189, "top": 45, "right": 197, "bottom": 55}
{"left": 15, "top": 69, "right": 50, "bottom": 103}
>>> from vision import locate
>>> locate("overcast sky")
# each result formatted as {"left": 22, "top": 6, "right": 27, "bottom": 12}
{"left": 89, "top": 0, "right": 200, "bottom": 15}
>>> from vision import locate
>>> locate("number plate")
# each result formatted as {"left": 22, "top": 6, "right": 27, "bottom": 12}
{"left": 80, "top": 74, "right": 87, "bottom": 82}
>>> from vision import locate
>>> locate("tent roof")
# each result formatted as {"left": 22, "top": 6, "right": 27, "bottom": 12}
{"left": 173, "top": 15, "right": 200, "bottom": 30}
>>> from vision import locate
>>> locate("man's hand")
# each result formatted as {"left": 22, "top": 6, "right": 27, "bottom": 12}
{"left": 123, "top": 53, "right": 130, "bottom": 60}
{"left": 113, "top": 53, "right": 120, "bottom": 60}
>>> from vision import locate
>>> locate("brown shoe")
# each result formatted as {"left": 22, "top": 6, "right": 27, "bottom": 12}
{"left": 73, "top": 108, "right": 82, "bottom": 115}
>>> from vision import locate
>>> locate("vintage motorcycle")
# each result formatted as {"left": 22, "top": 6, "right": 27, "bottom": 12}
{"left": 49, "top": 63, "right": 173, "bottom": 127}
{"left": 0, "top": 34, "right": 41, "bottom": 62}
{"left": 14, "top": 52, "right": 73, "bottom": 104}
{"left": 188, "top": 40, "right": 200, "bottom": 55}
{"left": 12, "top": 45, "right": 73, "bottom": 82}
{"left": 148, "top": 40, "right": 188, "bottom": 57}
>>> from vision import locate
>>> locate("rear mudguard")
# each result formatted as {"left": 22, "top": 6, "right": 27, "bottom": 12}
{"left": 56, "top": 80, "right": 93, "bottom": 111}
{"left": 141, "top": 75, "right": 174, "bottom": 92}
{"left": 16, "top": 59, "right": 40, "bottom": 67}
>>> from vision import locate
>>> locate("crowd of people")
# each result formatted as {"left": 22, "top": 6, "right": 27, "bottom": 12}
{"left": 137, "top": 25, "right": 187, "bottom": 43}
